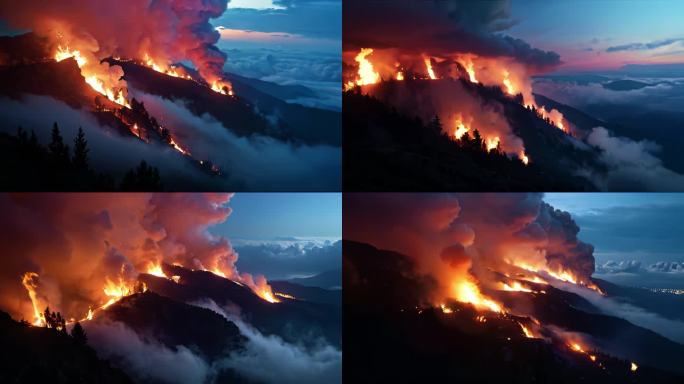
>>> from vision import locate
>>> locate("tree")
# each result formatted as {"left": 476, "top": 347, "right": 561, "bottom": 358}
{"left": 71, "top": 322, "right": 88, "bottom": 346}
{"left": 120, "top": 160, "right": 162, "bottom": 191}
{"left": 427, "top": 115, "right": 443, "bottom": 134}
{"left": 49, "top": 122, "right": 70, "bottom": 164}
{"left": 72, "top": 127, "right": 90, "bottom": 171}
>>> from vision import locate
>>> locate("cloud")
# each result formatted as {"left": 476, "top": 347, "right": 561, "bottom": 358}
{"left": 607, "top": 38, "right": 684, "bottom": 52}
{"left": 344, "top": 0, "right": 561, "bottom": 71}
{"left": 85, "top": 320, "right": 211, "bottom": 384}
{"left": 583, "top": 127, "right": 684, "bottom": 191}
{"left": 196, "top": 299, "right": 342, "bottom": 384}
{"left": 648, "top": 261, "right": 684, "bottom": 273}
{"left": 596, "top": 260, "right": 642, "bottom": 274}
{"left": 235, "top": 240, "right": 341, "bottom": 279}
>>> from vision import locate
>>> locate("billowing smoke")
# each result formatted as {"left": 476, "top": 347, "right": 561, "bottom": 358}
{"left": 343, "top": 193, "right": 596, "bottom": 303}
{"left": 343, "top": 0, "right": 560, "bottom": 71}
{"left": 0, "top": 193, "right": 274, "bottom": 323}
{"left": 0, "top": 0, "right": 232, "bottom": 93}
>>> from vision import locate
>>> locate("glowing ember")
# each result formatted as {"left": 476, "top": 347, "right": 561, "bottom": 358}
{"left": 21, "top": 272, "right": 45, "bottom": 326}
{"left": 631, "top": 362, "right": 638, "bottom": 372}
{"left": 453, "top": 279, "right": 502, "bottom": 313}
{"left": 171, "top": 275, "right": 181, "bottom": 283}
{"left": 424, "top": 57, "right": 436, "bottom": 80}
{"left": 274, "top": 292, "right": 296, "bottom": 300}
{"left": 396, "top": 71, "right": 404, "bottom": 81}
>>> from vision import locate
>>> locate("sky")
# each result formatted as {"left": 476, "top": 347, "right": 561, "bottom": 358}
{"left": 545, "top": 193, "right": 684, "bottom": 287}
{"left": 509, "top": 0, "right": 684, "bottom": 71}
{"left": 215, "top": 193, "right": 341, "bottom": 241}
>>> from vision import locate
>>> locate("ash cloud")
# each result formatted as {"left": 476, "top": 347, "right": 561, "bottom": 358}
{"left": 344, "top": 0, "right": 561, "bottom": 71}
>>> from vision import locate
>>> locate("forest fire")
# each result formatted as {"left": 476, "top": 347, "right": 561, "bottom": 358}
{"left": 54, "top": 46, "right": 131, "bottom": 109}
{"left": 424, "top": 57, "right": 437, "bottom": 80}
{"left": 452, "top": 278, "right": 502, "bottom": 313}
{"left": 21, "top": 272, "right": 46, "bottom": 326}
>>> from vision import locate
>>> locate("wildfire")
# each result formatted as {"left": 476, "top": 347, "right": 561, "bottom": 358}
{"left": 257, "top": 288, "right": 279, "bottom": 304}
{"left": 454, "top": 116, "right": 470, "bottom": 139}
{"left": 440, "top": 303, "right": 453, "bottom": 314}
{"left": 453, "top": 278, "right": 503, "bottom": 313}
{"left": 211, "top": 80, "right": 234, "bottom": 96}
{"left": 274, "top": 292, "right": 296, "bottom": 300}
{"left": 501, "top": 281, "right": 533, "bottom": 293}
{"left": 86, "top": 307, "right": 94, "bottom": 321}
{"left": 396, "top": 71, "right": 404, "bottom": 81}
{"left": 519, "top": 151, "right": 530, "bottom": 165}
{"left": 486, "top": 136, "right": 500, "bottom": 152}
{"left": 54, "top": 46, "right": 131, "bottom": 109}
{"left": 502, "top": 70, "right": 516, "bottom": 95}
{"left": 146, "top": 262, "right": 167, "bottom": 278}
{"left": 464, "top": 61, "right": 478, "bottom": 83}
{"left": 351, "top": 48, "right": 380, "bottom": 89}
{"left": 631, "top": 362, "right": 638, "bottom": 372}
{"left": 169, "top": 137, "right": 191, "bottom": 156}
{"left": 424, "top": 57, "right": 437, "bottom": 80}
{"left": 21, "top": 272, "right": 46, "bottom": 326}
{"left": 518, "top": 322, "right": 535, "bottom": 338}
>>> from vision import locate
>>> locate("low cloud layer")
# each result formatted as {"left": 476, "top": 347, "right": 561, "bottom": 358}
{"left": 596, "top": 260, "right": 684, "bottom": 274}
{"left": 235, "top": 240, "right": 341, "bottom": 280}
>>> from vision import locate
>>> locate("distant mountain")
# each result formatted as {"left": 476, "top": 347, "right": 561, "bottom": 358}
{"left": 344, "top": 240, "right": 684, "bottom": 383}
{"left": 286, "top": 269, "right": 342, "bottom": 289}
{"left": 594, "top": 278, "right": 684, "bottom": 322}
{"left": 602, "top": 79, "right": 653, "bottom": 91}
{"left": 224, "top": 72, "right": 318, "bottom": 102}
{"left": 0, "top": 310, "right": 133, "bottom": 383}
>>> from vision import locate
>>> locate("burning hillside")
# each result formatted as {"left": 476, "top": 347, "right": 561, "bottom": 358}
{"left": 343, "top": 193, "right": 684, "bottom": 382}
{"left": 0, "top": 193, "right": 280, "bottom": 327}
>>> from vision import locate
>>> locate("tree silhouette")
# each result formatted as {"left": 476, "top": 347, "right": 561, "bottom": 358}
{"left": 72, "top": 127, "right": 89, "bottom": 171}
{"left": 71, "top": 322, "right": 88, "bottom": 346}
{"left": 49, "top": 122, "right": 70, "bottom": 165}
{"left": 120, "top": 160, "right": 162, "bottom": 191}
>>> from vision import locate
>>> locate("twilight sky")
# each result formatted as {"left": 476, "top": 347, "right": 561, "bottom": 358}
{"left": 509, "top": 0, "right": 684, "bottom": 71}
{"left": 545, "top": 193, "right": 684, "bottom": 268}
{"left": 215, "top": 193, "right": 341, "bottom": 241}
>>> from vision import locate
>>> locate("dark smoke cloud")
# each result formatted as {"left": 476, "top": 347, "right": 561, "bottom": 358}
{"left": 344, "top": 193, "right": 596, "bottom": 300}
{"left": 0, "top": 0, "right": 230, "bottom": 83}
{"left": 343, "top": 0, "right": 561, "bottom": 71}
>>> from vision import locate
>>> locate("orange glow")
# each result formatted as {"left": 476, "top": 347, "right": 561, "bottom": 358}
{"left": 440, "top": 303, "right": 453, "bottom": 314}
{"left": 274, "top": 292, "right": 296, "bottom": 300}
{"left": 486, "top": 136, "right": 500, "bottom": 151}
{"left": 519, "top": 151, "right": 530, "bottom": 165}
{"left": 464, "top": 61, "right": 478, "bottom": 83}
{"left": 353, "top": 48, "right": 380, "bottom": 88}
{"left": 169, "top": 136, "right": 191, "bottom": 156}
{"left": 396, "top": 71, "right": 404, "bottom": 81}
{"left": 211, "top": 80, "right": 234, "bottom": 96}
{"left": 454, "top": 116, "right": 470, "bottom": 139}
{"left": 86, "top": 307, "right": 94, "bottom": 321}
{"left": 519, "top": 322, "right": 535, "bottom": 338}
{"left": 502, "top": 70, "right": 515, "bottom": 95}
{"left": 21, "top": 272, "right": 45, "bottom": 326}
{"left": 501, "top": 281, "right": 533, "bottom": 293}
{"left": 55, "top": 46, "right": 130, "bottom": 109}
{"left": 631, "top": 362, "right": 638, "bottom": 372}
{"left": 424, "top": 57, "right": 436, "bottom": 80}
{"left": 146, "top": 262, "right": 167, "bottom": 278}
{"left": 453, "top": 278, "right": 502, "bottom": 313}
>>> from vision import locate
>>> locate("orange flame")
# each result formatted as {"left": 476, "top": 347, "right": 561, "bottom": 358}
{"left": 354, "top": 48, "right": 380, "bottom": 87}
{"left": 452, "top": 278, "right": 502, "bottom": 313}
{"left": 21, "top": 272, "right": 46, "bottom": 326}
{"left": 424, "top": 57, "right": 436, "bottom": 80}
{"left": 454, "top": 116, "right": 470, "bottom": 139}
{"left": 519, "top": 151, "right": 530, "bottom": 165}
{"left": 486, "top": 136, "right": 500, "bottom": 151}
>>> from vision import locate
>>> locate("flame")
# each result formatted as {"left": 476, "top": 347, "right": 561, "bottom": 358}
{"left": 171, "top": 275, "right": 181, "bottom": 283}
{"left": 55, "top": 46, "right": 131, "bottom": 108}
{"left": 464, "top": 61, "right": 478, "bottom": 83}
{"left": 519, "top": 322, "right": 535, "bottom": 338}
{"left": 519, "top": 151, "right": 530, "bottom": 165}
{"left": 21, "top": 272, "right": 46, "bottom": 326}
{"left": 169, "top": 137, "right": 190, "bottom": 156}
{"left": 486, "top": 136, "right": 500, "bottom": 151}
{"left": 424, "top": 57, "right": 436, "bottom": 80}
{"left": 454, "top": 116, "right": 470, "bottom": 139}
{"left": 86, "top": 307, "right": 93, "bottom": 321}
{"left": 211, "top": 80, "right": 234, "bottom": 96}
{"left": 631, "top": 362, "right": 638, "bottom": 372}
{"left": 440, "top": 303, "right": 453, "bottom": 314}
{"left": 274, "top": 292, "right": 296, "bottom": 300}
{"left": 257, "top": 288, "right": 279, "bottom": 304}
{"left": 501, "top": 281, "right": 533, "bottom": 293}
{"left": 502, "top": 70, "right": 515, "bottom": 95}
{"left": 452, "top": 278, "right": 502, "bottom": 313}
{"left": 396, "top": 71, "right": 404, "bottom": 81}
{"left": 146, "top": 262, "right": 167, "bottom": 278}
{"left": 354, "top": 48, "right": 380, "bottom": 87}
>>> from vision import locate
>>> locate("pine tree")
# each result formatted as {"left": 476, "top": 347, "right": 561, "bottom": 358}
{"left": 71, "top": 322, "right": 88, "bottom": 346}
{"left": 49, "top": 122, "right": 70, "bottom": 164}
{"left": 72, "top": 127, "right": 89, "bottom": 171}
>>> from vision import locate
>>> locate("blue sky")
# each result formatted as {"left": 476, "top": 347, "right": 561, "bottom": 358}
{"left": 215, "top": 193, "right": 341, "bottom": 240}
{"left": 545, "top": 193, "right": 684, "bottom": 266}
{"left": 508, "top": 0, "right": 684, "bottom": 70}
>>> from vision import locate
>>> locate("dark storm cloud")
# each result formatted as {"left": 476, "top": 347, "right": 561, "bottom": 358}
{"left": 606, "top": 37, "right": 684, "bottom": 52}
{"left": 343, "top": 0, "right": 561, "bottom": 71}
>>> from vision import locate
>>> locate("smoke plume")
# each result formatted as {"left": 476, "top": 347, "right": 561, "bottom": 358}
{"left": 0, "top": 193, "right": 273, "bottom": 323}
